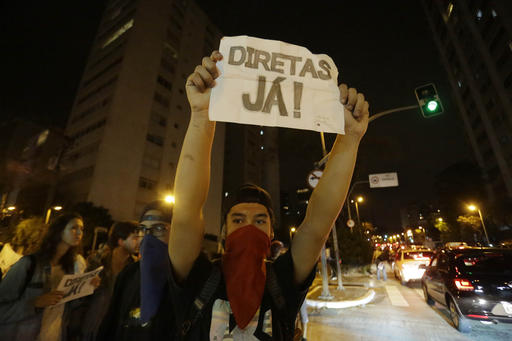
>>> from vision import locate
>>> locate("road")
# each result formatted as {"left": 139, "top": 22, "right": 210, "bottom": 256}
{"left": 306, "top": 274, "right": 512, "bottom": 341}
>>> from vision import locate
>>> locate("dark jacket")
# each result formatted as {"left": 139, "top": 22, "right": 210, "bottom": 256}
{"left": 96, "top": 261, "right": 174, "bottom": 341}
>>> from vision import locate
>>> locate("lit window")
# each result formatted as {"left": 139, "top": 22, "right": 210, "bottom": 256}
{"left": 457, "top": 80, "right": 462, "bottom": 88}
{"left": 260, "top": 130, "right": 264, "bottom": 136}
{"left": 103, "top": 19, "right": 134, "bottom": 48}
{"left": 260, "top": 146, "right": 264, "bottom": 150}
{"left": 491, "top": 9, "right": 497, "bottom": 18}
{"left": 476, "top": 9, "right": 483, "bottom": 21}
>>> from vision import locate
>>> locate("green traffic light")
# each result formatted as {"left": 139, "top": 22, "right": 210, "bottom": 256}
{"left": 427, "top": 100, "right": 438, "bottom": 112}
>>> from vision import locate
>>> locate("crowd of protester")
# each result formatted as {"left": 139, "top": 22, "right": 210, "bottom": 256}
{"left": 0, "top": 48, "right": 368, "bottom": 340}
{"left": 0, "top": 200, "right": 173, "bottom": 341}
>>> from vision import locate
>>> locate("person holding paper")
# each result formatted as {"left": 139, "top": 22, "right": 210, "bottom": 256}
{"left": 0, "top": 213, "right": 100, "bottom": 341}
{"left": 168, "top": 49, "right": 368, "bottom": 340}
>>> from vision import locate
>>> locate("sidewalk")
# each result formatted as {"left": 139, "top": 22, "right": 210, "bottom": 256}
{"left": 306, "top": 273, "right": 378, "bottom": 309}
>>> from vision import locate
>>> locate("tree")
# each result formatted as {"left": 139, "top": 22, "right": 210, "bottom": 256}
{"left": 433, "top": 219, "right": 459, "bottom": 243}
{"left": 69, "top": 202, "right": 113, "bottom": 254}
{"left": 336, "top": 219, "right": 373, "bottom": 267}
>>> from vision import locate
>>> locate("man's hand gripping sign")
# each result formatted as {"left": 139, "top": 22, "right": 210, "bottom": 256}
{"left": 209, "top": 35, "right": 345, "bottom": 134}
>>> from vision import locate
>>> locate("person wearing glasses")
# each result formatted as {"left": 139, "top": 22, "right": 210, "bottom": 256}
{"left": 96, "top": 200, "right": 174, "bottom": 341}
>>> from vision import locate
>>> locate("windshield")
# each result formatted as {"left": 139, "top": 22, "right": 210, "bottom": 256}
{"left": 457, "top": 251, "right": 512, "bottom": 274}
{"left": 403, "top": 251, "right": 433, "bottom": 260}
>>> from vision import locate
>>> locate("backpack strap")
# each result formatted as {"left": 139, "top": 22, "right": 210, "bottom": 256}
{"left": 266, "top": 261, "right": 300, "bottom": 340}
{"left": 179, "top": 261, "right": 222, "bottom": 339}
{"left": 265, "top": 261, "right": 286, "bottom": 312}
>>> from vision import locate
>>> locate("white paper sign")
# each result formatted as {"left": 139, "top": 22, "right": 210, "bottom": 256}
{"left": 0, "top": 243, "right": 22, "bottom": 277}
{"left": 56, "top": 266, "right": 103, "bottom": 304}
{"left": 209, "top": 35, "right": 345, "bottom": 134}
{"left": 369, "top": 172, "right": 399, "bottom": 188}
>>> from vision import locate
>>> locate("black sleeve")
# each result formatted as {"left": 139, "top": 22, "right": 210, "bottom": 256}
{"left": 167, "top": 252, "right": 214, "bottom": 324}
{"left": 96, "top": 262, "right": 139, "bottom": 341}
{"left": 272, "top": 249, "right": 316, "bottom": 313}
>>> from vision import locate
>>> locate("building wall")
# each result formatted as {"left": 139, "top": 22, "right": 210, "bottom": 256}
{"left": 62, "top": 0, "right": 225, "bottom": 224}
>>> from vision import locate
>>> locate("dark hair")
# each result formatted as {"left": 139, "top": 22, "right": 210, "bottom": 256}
{"left": 223, "top": 183, "right": 275, "bottom": 227}
{"left": 107, "top": 221, "right": 138, "bottom": 248}
{"left": 37, "top": 212, "right": 83, "bottom": 273}
{"left": 139, "top": 200, "right": 173, "bottom": 223}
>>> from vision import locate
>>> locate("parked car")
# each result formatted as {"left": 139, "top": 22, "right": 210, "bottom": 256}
{"left": 421, "top": 248, "right": 512, "bottom": 333}
{"left": 444, "top": 241, "right": 468, "bottom": 249}
{"left": 394, "top": 249, "right": 433, "bottom": 285}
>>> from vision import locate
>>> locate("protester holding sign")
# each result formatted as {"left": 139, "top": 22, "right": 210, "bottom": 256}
{"left": 169, "top": 36, "right": 369, "bottom": 340}
{"left": 0, "top": 212, "right": 100, "bottom": 341}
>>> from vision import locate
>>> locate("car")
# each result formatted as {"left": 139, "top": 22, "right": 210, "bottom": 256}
{"left": 421, "top": 248, "right": 512, "bottom": 333}
{"left": 444, "top": 241, "right": 468, "bottom": 249}
{"left": 394, "top": 249, "right": 433, "bottom": 285}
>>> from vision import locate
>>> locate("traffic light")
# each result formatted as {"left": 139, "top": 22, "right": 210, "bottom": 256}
{"left": 414, "top": 83, "right": 443, "bottom": 118}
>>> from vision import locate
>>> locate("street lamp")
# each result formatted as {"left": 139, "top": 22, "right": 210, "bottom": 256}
{"left": 164, "top": 194, "right": 175, "bottom": 204}
{"left": 352, "top": 196, "right": 364, "bottom": 237}
{"left": 437, "top": 217, "right": 443, "bottom": 222}
{"left": 7, "top": 206, "right": 16, "bottom": 211}
{"left": 45, "top": 205, "right": 63, "bottom": 224}
{"left": 289, "top": 226, "right": 296, "bottom": 241}
{"left": 467, "top": 204, "right": 490, "bottom": 246}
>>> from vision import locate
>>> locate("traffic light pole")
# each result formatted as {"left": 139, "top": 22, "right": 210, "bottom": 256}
{"left": 315, "top": 104, "right": 420, "bottom": 298}
{"left": 367, "top": 105, "right": 419, "bottom": 123}
{"left": 316, "top": 104, "right": 420, "bottom": 167}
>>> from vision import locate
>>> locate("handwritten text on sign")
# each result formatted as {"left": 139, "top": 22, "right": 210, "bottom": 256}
{"left": 209, "top": 36, "right": 344, "bottom": 134}
{"left": 56, "top": 266, "right": 103, "bottom": 304}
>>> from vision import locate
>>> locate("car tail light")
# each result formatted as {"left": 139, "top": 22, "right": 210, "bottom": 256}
{"left": 454, "top": 279, "right": 474, "bottom": 291}
{"left": 467, "top": 314, "right": 488, "bottom": 319}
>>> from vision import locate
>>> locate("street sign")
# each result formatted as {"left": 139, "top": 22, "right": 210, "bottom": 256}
{"left": 347, "top": 219, "right": 355, "bottom": 228}
{"left": 369, "top": 172, "right": 399, "bottom": 188}
{"left": 307, "top": 169, "right": 323, "bottom": 189}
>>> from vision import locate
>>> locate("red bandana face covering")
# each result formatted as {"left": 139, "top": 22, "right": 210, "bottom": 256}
{"left": 222, "top": 225, "right": 271, "bottom": 329}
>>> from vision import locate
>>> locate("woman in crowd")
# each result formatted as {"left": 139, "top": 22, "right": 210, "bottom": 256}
{"left": 0, "top": 217, "right": 48, "bottom": 278}
{"left": 0, "top": 212, "right": 98, "bottom": 341}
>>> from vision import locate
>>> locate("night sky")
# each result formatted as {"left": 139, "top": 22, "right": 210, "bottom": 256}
{"left": 1, "top": 1, "right": 472, "bottom": 233}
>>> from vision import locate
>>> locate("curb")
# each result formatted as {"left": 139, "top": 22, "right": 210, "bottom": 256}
{"left": 306, "top": 289, "right": 376, "bottom": 309}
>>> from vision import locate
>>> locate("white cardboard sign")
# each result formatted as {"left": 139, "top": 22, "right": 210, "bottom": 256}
{"left": 56, "top": 266, "right": 103, "bottom": 304}
{"left": 209, "top": 35, "right": 345, "bottom": 134}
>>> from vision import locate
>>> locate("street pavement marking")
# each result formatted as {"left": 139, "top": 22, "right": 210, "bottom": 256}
{"left": 385, "top": 285, "right": 409, "bottom": 307}
{"left": 415, "top": 288, "right": 424, "bottom": 299}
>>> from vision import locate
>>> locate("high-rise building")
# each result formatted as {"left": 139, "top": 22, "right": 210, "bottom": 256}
{"left": 421, "top": 0, "right": 512, "bottom": 202}
{"left": 61, "top": 0, "right": 225, "bottom": 237}
{"left": 222, "top": 124, "right": 281, "bottom": 227}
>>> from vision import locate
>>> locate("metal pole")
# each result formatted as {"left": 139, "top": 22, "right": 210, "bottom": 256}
{"left": 331, "top": 225, "right": 344, "bottom": 290}
{"left": 478, "top": 209, "right": 490, "bottom": 246}
{"left": 316, "top": 106, "right": 419, "bottom": 167}
{"left": 355, "top": 202, "right": 361, "bottom": 226}
{"left": 318, "top": 132, "right": 334, "bottom": 297}
{"left": 355, "top": 202, "right": 363, "bottom": 237}
{"left": 319, "top": 245, "right": 333, "bottom": 299}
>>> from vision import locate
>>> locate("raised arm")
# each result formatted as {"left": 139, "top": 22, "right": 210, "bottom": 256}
{"left": 169, "top": 51, "right": 222, "bottom": 282}
{"left": 291, "top": 84, "right": 369, "bottom": 284}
